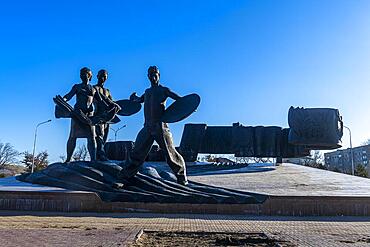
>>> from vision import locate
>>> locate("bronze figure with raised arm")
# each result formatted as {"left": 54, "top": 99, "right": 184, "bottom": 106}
{"left": 63, "top": 67, "right": 97, "bottom": 162}
{"left": 116, "top": 66, "right": 188, "bottom": 185}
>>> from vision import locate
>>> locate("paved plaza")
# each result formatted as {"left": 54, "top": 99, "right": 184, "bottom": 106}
{"left": 0, "top": 211, "right": 370, "bottom": 246}
{"left": 1, "top": 163, "right": 370, "bottom": 246}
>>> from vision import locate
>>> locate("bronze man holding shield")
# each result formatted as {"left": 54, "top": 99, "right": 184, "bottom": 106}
{"left": 117, "top": 66, "right": 188, "bottom": 185}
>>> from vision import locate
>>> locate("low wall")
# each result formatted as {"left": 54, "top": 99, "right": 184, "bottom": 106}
{"left": 1, "top": 191, "right": 369, "bottom": 216}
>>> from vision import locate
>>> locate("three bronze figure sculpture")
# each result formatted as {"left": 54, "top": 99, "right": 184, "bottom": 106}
{"left": 54, "top": 65, "right": 199, "bottom": 186}
{"left": 17, "top": 66, "right": 343, "bottom": 204}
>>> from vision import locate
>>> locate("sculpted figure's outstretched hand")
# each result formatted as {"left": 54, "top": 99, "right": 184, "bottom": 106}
{"left": 130, "top": 92, "right": 144, "bottom": 103}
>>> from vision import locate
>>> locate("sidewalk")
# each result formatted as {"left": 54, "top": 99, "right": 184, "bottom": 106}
{"left": 0, "top": 211, "right": 369, "bottom": 246}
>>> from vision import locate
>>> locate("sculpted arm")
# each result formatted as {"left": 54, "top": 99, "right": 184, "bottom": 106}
{"left": 130, "top": 92, "right": 145, "bottom": 103}
{"left": 108, "top": 90, "right": 122, "bottom": 110}
{"left": 166, "top": 88, "right": 181, "bottom": 101}
{"left": 93, "top": 87, "right": 103, "bottom": 102}
{"left": 108, "top": 90, "right": 113, "bottom": 100}
{"left": 63, "top": 85, "right": 77, "bottom": 101}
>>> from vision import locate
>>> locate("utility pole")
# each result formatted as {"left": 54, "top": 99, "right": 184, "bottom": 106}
{"left": 32, "top": 119, "right": 52, "bottom": 173}
{"left": 110, "top": 125, "right": 127, "bottom": 141}
{"left": 344, "top": 125, "right": 354, "bottom": 175}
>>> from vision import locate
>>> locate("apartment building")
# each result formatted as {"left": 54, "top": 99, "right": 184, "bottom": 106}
{"left": 324, "top": 145, "right": 370, "bottom": 174}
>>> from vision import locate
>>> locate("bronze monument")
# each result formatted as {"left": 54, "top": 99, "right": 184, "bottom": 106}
{"left": 19, "top": 65, "right": 276, "bottom": 205}
{"left": 18, "top": 64, "right": 344, "bottom": 205}
{"left": 117, "top": 66, "right": 188, "bottom": 185}
{"left": 63, "top": 67, "right": 97, "bottom": 162}
{"left": 93, "top": 69, "right": 120, "bottom": 161}
{"left": 55, "top": 68, "right": 121, "bottom": 163}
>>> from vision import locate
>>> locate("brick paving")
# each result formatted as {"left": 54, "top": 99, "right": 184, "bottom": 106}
{"left": 1, "top": 163, "right": 370, "bottom": 246}
{"left": 0, "top": 211, "right": 369, "bottom": 247}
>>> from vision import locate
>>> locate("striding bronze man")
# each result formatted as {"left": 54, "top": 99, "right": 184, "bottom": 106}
{"left": 117, "top": 66, "right": 188, "bottom": 185}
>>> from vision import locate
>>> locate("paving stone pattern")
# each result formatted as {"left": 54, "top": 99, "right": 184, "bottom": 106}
{"left": 0, "top": 212, "right": 369, "bottom": 246}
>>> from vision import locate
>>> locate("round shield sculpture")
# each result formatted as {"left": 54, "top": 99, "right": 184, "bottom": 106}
{"left": 116, "top": 99, "right": 142, "bottom": 116}
{"left": 161, "top": 93, "right": 201, "bottom": 123}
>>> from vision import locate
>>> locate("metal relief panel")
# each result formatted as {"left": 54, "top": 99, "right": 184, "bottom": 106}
{"left": 288, "top": 107, "right": 343, "bottom": 149}
{"left": 200, "top": 126, "right": 233, "bottom": 154}
{"left": 232, "top": 126, "right": 255, "bottom": 157}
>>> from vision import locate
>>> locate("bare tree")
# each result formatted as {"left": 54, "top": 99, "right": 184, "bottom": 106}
{"left": 361, "top": 139, "right": 370, "bottom": 146}
{"left": 59, "top": 155, "right": 66, "bottom": 163}
{"left": 21, "top": 151, "right": 49, "bottom": 172}
{"left": 355, "top": 164, "right": 369, "bottom": 178}
{"left": 302, "top": 150, "right": 325, "bottom": 169}
{"left": 0, "top": 142, "right": 19, "bottom": 168}
{"left": 73, "top": 145, "right": 90, "bottom": 161}
{"left": 312, "top": 150, "right": 323, "bottom": 164}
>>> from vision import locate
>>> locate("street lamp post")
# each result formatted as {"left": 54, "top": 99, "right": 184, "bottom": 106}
{"left": 32, "top": 119, "right": 52, "bottom": 173}
{"left": 343, "top": 125, "right": 354, "bottom": 175}
{"left": 110, "top": 125, "right": 127, "bottom": 141}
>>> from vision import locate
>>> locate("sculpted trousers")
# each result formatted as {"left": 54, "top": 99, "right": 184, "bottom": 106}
{"left": 119, "top": 123, "right": 186, "bottom": 179}
{"left": 95, "top": 123, "right": 109, "bottom": 159}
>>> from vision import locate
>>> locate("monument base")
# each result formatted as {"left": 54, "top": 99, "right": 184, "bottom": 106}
{"left": 2, "top": 163, "right": 370, "bottom": 216}
{"left": 0, "top": 189, "right": 369, "bottom": 216}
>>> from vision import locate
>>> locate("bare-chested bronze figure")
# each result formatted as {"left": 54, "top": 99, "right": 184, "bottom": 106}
{"left": 63, "top": 67, "right": 97, "bottom": 162}
{"left": 93, "top": 69, "right": 117, "bottom": 161}
{"left": 117, "top": 66, "right": 188, "bottom": 185}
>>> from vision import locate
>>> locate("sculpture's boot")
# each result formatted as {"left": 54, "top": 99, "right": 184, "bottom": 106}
{"left": 97, "top": 153, "right": 109, "bottom": 161}
{"left": 112, "top": 164, "right": 133, "bottom": 189}
{"left": 176, "top": 175, "right": 188, "bottom": 186}
{"left": 112, "top": 182, "right": 125, "bottom": 189}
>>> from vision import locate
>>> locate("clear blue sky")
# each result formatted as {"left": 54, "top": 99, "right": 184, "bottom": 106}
{"left": 1, "top": 0, "right": 370, "bottom": 162}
